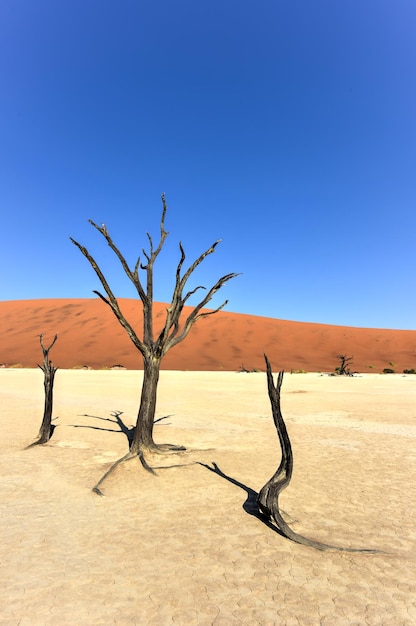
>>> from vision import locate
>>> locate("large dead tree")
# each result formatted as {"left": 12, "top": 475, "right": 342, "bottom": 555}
{"left": 258, "top": 354, "right": 379, "bottom": 552}
{"left": 27, "top": 334, "right": 58, "bottom": 447}
{"left": 70, "top": 194, "right": 238, "bottom": 469}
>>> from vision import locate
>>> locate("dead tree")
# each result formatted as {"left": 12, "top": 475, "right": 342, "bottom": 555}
{"left": 257, "top": 354, "right": 379, "bottom": 552}
{"left": 70, "top": 194, "right": 238, "bottom": 487}
{"left": 335, "top": 354, "right": 354, "bottom": 376}
{"left": 27, "top": 334, "right": 58, "bottom": 447}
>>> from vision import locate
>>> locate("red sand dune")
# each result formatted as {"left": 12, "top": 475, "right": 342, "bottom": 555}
{"left": 1, "top": 298, "right": 415, "bottom": 372}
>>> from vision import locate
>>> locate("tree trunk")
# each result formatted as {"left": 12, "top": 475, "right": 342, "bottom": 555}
{"left": 258, "top": 355, "right": 380, "bottom": 552}
{"left": 130, "top": 356, "right": 161, "bottom": 453}
{"left": 26, "top": 334, "right": 58, "bottom": 448}
{"left": 37, "top": 365, "right": 57, "bottom": 443}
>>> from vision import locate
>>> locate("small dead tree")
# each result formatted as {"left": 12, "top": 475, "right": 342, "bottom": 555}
{"left": 27, "top": 334, "right": 58, "bottom": 447}
{"left": 257, "top": 354, "right": 379, "bottom": 552}
{"left": 70, "top": 194, "right": 238, "bottom": 485}
{"left": 335, "top": 354, "right": 354, "bottom": 376}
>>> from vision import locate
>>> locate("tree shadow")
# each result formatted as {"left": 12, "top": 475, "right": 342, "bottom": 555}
{"left": 198, "top": 461, "right": 287, "bottom": 538}
{"left": 70, "top": 411, "right": 134, "bottom": 446}
{"left": 49, "top": 422, "right": 58, "bottom": 438}
{"left": 199, "top": 461, "right": 383, "bottom": 554}
{"left": 70, "top": 411, "right": 173, "bottom": 447}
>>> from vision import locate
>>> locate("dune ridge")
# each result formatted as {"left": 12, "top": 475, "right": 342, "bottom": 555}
{"left": 1, "top": 298, "right": 415, "bottom": 372}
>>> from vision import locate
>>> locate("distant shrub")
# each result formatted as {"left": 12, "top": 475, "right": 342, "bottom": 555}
{"left": 239, "top": 364, "right": 260, "bottom": 373}
{"left": 291, "top": 369, "right": 308, "bottom": 374}
{"left": 383, "top": 368, "right": 395, "bottom": 374}
{"left": 403, "top": 368, "right": 416, "bottom": 374}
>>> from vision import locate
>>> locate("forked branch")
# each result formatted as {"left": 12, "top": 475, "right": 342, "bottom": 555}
{"left": 155, "top": 236, "right": 240, "bottom": 353}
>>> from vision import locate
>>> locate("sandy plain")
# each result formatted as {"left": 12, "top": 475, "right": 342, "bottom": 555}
{"left": 1, "top": 368, "right": 415, "bottom": 625}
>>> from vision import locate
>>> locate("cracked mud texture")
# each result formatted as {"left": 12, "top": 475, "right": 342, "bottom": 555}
{"left": 0, "top": 370, "right": 415, "bottom": 625}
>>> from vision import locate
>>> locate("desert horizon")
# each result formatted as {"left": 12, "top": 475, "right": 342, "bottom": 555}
{"left": 1, "top": 298, "right": 416, "bottom": 373}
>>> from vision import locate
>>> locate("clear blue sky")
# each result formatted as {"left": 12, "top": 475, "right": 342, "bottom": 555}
{"left": 1, "top": 0, "right": 415, "bottom": 329}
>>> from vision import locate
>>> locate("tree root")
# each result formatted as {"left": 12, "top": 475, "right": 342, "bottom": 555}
{"left": 258, "top": 501, "right": 382, "bottom": 553}
{"left": 142, "top": 443, "right": 187, "bottom": 453}
{"left": 25, "top": 421, "right": 58, "bottom": 449}
{"left": 24, "top": 437, "right": 49, "bottom": 450}
{"left": 92, "top": 452, "right": 142, "bottom": 496}
{"left": 91, "top": 442, "right": 187, "bottom": 495}
{"left": 150, "top": 461, "right": 199, "bottom": 470}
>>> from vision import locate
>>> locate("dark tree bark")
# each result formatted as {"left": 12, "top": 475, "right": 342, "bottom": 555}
{"left": 258, "top": 354, "right": 380, "bottom": 552}
{"left": 257, "top": 356, "right": 295, "bottom": 531}
{"left": 71, "top": 194, "right": 238, "bottom": 491}
{"left": 27, "top": 334, "right": 58, "bottom": 447}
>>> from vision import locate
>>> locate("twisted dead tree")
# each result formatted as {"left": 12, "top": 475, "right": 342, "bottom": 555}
{"left": 27, "top": 334, "right": 58, "bottom": 447}
{"left": 71, "top": 194, "right": 239, "bottom": 493}
{"left": 258, "top": 354, "right": 380, "bottom": 552}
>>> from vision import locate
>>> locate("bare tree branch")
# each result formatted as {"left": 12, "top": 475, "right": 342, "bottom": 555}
{"left": 69, "top": 236, "right": 146, "bottom": 354}
{"left": 178, "top": 239, "right": 222, "bottom": 295}
{"left": 88, "top": 220, "right": 148, "bottom": 304}
{"left": 152, "top": 229, "right": 240, "bottom": 354}
{"left": 93, "top": 290, "right": 110, "bottom": 305}
{"left": 163, "top": 273, "right": 239, "bottom": 353}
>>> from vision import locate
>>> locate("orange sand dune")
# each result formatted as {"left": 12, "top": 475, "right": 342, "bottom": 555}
{"left": 1, "top": 298, "right": 415, "bottom": 372}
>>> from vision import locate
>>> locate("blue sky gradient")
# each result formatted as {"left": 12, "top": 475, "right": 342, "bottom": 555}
{"left": 1, "top": 0, "right": 415, "bottom": 328}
